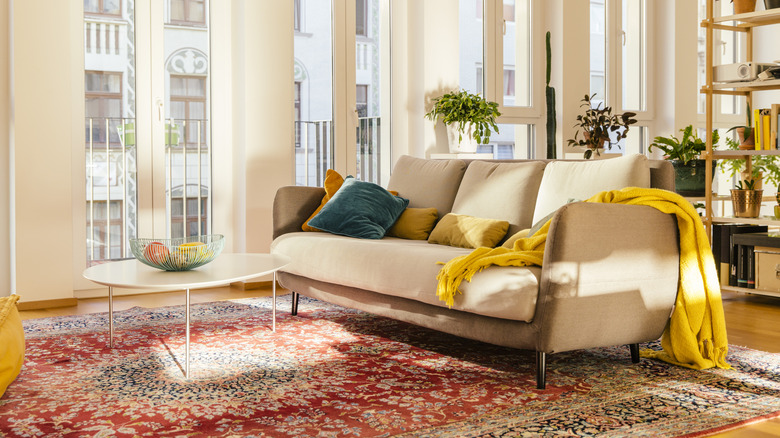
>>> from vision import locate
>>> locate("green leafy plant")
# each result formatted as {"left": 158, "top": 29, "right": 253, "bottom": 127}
{"left": 719, "top": 136, "right": 780, "bottom": 186}
{"left": 567, "top": 93, "right": 637, "bottom": 159}
{"left": 648, "top": 125, "right": 719, "bottom": 165}
{"left": 735, "top": 178, "right": 757, "bottom": 190}
{"left": 425, "top": 89, "right": 501, "bottom": 144}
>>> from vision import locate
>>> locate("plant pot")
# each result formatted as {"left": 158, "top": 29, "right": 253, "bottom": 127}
{"left": 446, "top": 123, "right": 479, "bottom": 153}
{"left": 733, "top": 0, "right": 757, "bottom": 14}
{"left": 736, "top": 127, "right": 755, "bottom": 150}
{"left": 765, "top": 0, "right": 780, "bottom": 9}
{"left": 731, "top": 189, "right": 763, "bottom": 218}
{"left": 672, "top": 159, "right": 717, "bottom": 197}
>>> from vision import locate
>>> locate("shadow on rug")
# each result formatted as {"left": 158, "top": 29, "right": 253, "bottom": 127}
{"left": 1, "top": 295, "right": 779, "bottom": 437}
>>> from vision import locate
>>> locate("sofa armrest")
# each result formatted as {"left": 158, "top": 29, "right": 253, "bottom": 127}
{"left": 273, "top": 186, "right": 325, "bottom": 239}
{"left": 534, "top": 202, "right": 680, "bottom": 353}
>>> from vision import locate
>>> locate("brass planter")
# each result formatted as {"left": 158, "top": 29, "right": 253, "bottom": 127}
{"left": 731, "top": 189, "right": 763, "bottom": 218}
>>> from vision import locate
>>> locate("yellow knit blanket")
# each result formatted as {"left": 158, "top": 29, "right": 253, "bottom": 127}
{"left": 436, "top": 187, "right": 730, "bottom": 371}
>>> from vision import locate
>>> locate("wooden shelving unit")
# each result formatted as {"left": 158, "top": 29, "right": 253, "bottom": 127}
{"left": 702, "top": 2, "right": 780, "bottom": 296}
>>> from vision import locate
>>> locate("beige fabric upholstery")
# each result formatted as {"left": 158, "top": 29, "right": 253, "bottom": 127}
{"left": 532, "top": 154, "right": 652, "bottom": 223}
{"left": 536, "top": 202, "right": 680, "bottom": 352}
{"left": 451, "top": 160, "right": 545, "bottom": 237}
{"left": 387, "top": 155, "right": 467, "bottom": 217}
{"left": 271, "top": 232, "right": 540, "bottom": 322}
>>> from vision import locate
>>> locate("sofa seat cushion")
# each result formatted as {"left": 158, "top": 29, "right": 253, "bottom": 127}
{"left": 271, "top": 232, "right": 540, "bottom": 322}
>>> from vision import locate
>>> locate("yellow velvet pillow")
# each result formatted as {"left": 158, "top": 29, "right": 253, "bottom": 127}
{"left": 428, "top": 213, "right": 509, "bottom": 249}
{"left": 501, "top": 228, "right": 531, "bottom": 249}
{"left": 387, "top": 207, "right": 438, "bottom": 240}
{"left": 0, "top": 295, "right": 24, "bottom": 398}
{"left": 302, "top": 169, "right": 345, "bottom": 232}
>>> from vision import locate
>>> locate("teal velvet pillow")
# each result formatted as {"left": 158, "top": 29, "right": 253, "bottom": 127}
{"left": 308, "top": 176, "right": 410, "bottom": 239}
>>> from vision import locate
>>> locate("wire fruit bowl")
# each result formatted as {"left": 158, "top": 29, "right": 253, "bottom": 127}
{"left": 129, "top": 234, "right": 225, "bottom": 271}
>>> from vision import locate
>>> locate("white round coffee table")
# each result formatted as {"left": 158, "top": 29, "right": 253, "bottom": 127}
{"left": 83, "top": 253, "right": 291, "bottom": 378}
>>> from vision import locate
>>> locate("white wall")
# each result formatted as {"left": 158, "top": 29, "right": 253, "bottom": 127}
{"left": 10, "top": 0, "right": 80, "bottom": 302}
{"left": 0, "top": 0, "right": 10, "bottom": 297}
{"left": 232, "top": 0, "right": 294, "bottom": 255}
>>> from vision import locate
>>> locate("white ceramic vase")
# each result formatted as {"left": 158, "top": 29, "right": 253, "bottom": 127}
{"left": 446, "top": 123, "right": 480, "bottom": 153}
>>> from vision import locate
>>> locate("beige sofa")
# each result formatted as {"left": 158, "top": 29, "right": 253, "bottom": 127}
{"left": 270, "top": 154, "right": 680, "bottom": 389}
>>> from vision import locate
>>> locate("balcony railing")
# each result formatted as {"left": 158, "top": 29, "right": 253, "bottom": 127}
{"left": 85, "top": 117, "right": 211, "bottom": 265}
{"left": 295, "top": 116, "right": 383, "bottom": 187}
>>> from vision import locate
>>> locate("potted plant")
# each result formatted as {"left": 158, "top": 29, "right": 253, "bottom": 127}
{"left": 425, "top": 89, "right": 501, "bottom": 153}
{"left": 649, "top": 125, "right": 719, "bottom": 197}
{"left": 567, "top": 93, "right": 637, "bottom": 159}
{"left": 732, "top": 0, "right": 757, "bottom": 14}
{"left": 731, "top": 178, "right": 763, "bottom": 218}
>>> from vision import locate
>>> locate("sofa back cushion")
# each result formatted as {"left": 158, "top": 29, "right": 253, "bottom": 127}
{"left": 451, "top": 160, "right": 545, "bottom": 237}
{"left": 531, "top": 153, "right": 651, "bottom": 224}
{"left": 388, "top": 155, "right": 467, "bottom": 217}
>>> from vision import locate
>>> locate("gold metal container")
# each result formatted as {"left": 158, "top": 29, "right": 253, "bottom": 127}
{"left": 730, "top": 189, "right": 763, "bottom": 218}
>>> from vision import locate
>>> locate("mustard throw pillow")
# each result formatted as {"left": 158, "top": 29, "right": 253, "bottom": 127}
{"left": 302, "top": 169, "right": 345, "bottom": 232}
{"left": 501, "top": 228, "right": 531, "bottom": 249}
{"left": 0, "top": 295, "right": 24, "bottom": 398}
{"left": 428, "top": 213, "right": 509, "bottom": 249}
{"left": 387, "top": 207, "right": 438, "bottom": 240}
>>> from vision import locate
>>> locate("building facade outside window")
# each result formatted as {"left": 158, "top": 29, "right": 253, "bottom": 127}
{"left": 170, "top": 0, "right": 206, "bottom": 26}
{"left": 84, "top": 0, "right": 121, "bottom": 17}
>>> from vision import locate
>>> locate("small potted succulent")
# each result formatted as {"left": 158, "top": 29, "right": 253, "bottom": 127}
{"left": 425, "top": 89, "right": 501, "bottom": 153}
{"left": 731, "top": 178, "right": 763, "bottom": 218}
{"left": 649, "top": 125, "right": 718, "bottom": 197}
{"left": 567, "top": 93, "right": 637, "bottom": 159}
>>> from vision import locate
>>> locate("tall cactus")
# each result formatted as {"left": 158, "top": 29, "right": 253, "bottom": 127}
{"left": 546, "top": 31, "right": 557, "bottom": 159}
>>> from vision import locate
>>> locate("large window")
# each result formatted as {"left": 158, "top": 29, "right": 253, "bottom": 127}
{"left": 293, "top": 0, "right": 390, "bottom": 187}
{"left": 465, "top": 0, "right": 536, "bottom": 158}
{"left": 84, "top": 1, "right": 212, "bottom": 266}
{"left": 589, "top": 0, "right": 649, "bottom": 155}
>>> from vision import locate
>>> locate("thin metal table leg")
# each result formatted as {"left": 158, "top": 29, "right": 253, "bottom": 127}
{"left": 185, "top": 288, "right": 190, "bottom": 379}
{"left": 272, "top": 272, "right": 277, "bottom": 332}
{"left": 109, "top": 286, "right": 114, "bottom": 348}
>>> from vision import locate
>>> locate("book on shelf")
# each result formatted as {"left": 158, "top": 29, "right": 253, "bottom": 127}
{"left": 763, "top": 109, "right": 771, "bottom": 150}
{"left": 731, "top": 232, "right": 780, "bottom": 290}
{"left": 772, "top": 104, "right": 780, "bottom": 149}
{"left": 755, "top": 108, "right": 762, "bottom": 151}
{"left": 747, "top": 245, "right": 755, "bottom": 289}
{"left": 720, "top": 225, "right": 769, "bottom": 287}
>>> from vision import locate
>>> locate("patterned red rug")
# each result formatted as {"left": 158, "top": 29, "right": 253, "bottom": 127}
{"left": 1, "top": 296, "right": 779, "bottom": 437}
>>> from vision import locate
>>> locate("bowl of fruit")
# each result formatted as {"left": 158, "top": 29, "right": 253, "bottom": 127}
{"left": 129, "top": 234, "right": 225, "bottom": 271}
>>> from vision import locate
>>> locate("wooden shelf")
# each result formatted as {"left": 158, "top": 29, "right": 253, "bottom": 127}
{"left": 712, "top": 216, "right": 780, "bottom": 225}
{"left": 711, "top": 78, "right": 780, "bottom": 92}
{"left": 712, "top": 8, "right": 780, "bottom": 27}
{"left": 712, "top": 149, "right": 780, "bottom": 157}
{"left": 721, "top": 285, "right": 780, "bottom": 298}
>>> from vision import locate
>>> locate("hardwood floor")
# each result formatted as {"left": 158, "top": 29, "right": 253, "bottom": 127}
{"left": 15, "top": 288, "right": 780, "bottom": 436}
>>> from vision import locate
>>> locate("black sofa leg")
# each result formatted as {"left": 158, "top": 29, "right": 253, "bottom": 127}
{"left": 536, "top": 351, "right": 546, "bottom": 390}
{"left": 291, "top": 291, "right": 299, "bottom": 316}
{"left": 629, "top": 343, "right": 640, "bottom": 363}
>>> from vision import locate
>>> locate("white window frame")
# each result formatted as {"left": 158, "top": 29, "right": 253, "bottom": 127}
{"left": 599, "top": 0, "right": 654, "bottom": 155}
